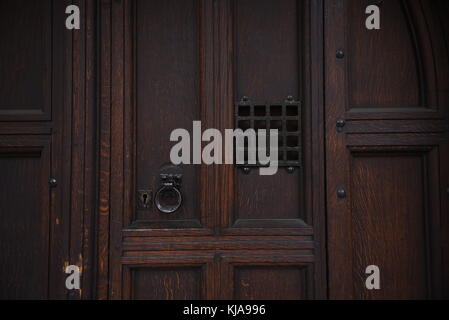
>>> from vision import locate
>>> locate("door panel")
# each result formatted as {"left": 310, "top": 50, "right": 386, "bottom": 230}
{"left": 0, "top": 0, "right": 96, "bottom": 299}
{"left": 224, "top": 253, "right": 315, "bottom": 300}
{"left": 233, "top": 266, "right": 307, "bottom": 300}
{"left": 342, "top": 0, "right": 448, "bottom": 120}
{"left": 326, "top": 0, "right": 449, "bottom": 299}
{"left": 235, "top": 0, "right": 300, "bottom": 100}
{"left": 347, "top": 0, "right": 422, "bottom": 109}
{"left": 121, "top": 252, "right": 214, "bottom": 300}
{"left": 234, "top": 0, "right": 305, "bottom": 225}
{"left": 0, "top": 138, "right": 51, "bottom": 299}
{"left": 236, "top": 171, "right": 302, "bottom": 221}
{"left": 130, "top": 267, "right": 203, "bottom": 300}
{"left": 135, "top": 0, "right": 200, "bottom": 224}
{"left": 103, "top": 0, "right": 326, "bottom": 300}
{"left": 350, "top": 150, "right": 432, "bottom": 299}
{"left": 0, "top": 0, "right": 52, "bottom": 121}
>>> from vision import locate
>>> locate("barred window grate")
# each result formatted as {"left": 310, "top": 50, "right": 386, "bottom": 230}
{"left": 235, "top": 96, "right": 302, "bottom": 168}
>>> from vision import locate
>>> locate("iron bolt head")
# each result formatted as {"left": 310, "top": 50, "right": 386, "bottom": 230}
{"left": 336, "top": 50, "right": 345, "bottom": 59}
{"left": 49, "top": 178, "right": 57, "bottom": 188}
{"left": 241, "top": 96, "right": 249, "bottom": 103}
{"left": 286, "top": 167, "right": 296, "bottom": 174}
{"left": 337, "top": 189, "right": 347, "bottom": 199}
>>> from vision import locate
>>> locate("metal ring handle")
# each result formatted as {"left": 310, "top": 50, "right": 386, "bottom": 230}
{"left": 155, "top": 185, "right": 182, "bottom": 214}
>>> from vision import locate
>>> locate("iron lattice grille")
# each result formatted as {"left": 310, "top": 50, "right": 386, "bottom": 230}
{"left": 235, "top": 96, "right": 302, "bottom": 168}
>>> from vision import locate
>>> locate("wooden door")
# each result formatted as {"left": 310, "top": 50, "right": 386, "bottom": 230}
{"left": 2, "top": 0, "right": 447, "bottom": 301}
{"left": 325, "top": 0, "right": 449, "bottom": 299}
{"left": 99, "top": 0, "right": 326, "bottom": 300}
{"left": 0, "top": 0, "right": 96, "bottom": 299}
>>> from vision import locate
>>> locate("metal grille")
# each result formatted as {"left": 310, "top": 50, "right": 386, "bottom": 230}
{"left": 235, "top": 96, "right": 302, "bottom": 168}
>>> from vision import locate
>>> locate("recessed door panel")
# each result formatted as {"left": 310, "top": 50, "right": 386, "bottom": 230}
{"left": 0, "top": 0, "right": 52, "bottom": 121}
{"left": 350, "top": 153, "right": 429, "bottom": 299}
{"left": 0, "top": 138, "right": 51, "bottom": 299}
{"left": 233, "top": 0, "right": 306, "bottom": 227}
{"left": 131, "top": 267, "right": 203, "bottom": 300}
{"left": 347, "top": 0, "right": 422, "bottom": 109}
{"left": 235, "top": 0, "right": 300, "bottom": 101}
{"left": 234, "top": 266, "right": 308, "bottom": 300}
{"left": 135, "top": 0, "right": 200, "bottom": 225}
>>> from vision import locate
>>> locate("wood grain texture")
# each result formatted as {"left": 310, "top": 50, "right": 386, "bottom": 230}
{"left": 0, "top": 0, "right": 51, "bottom": 120}
{"left": 98, "top": 0, "right": 112, "bottom": 300}
{"left": 235, "top": 0, "right": 300, "bottom": 101}
{"left": 351, "top": 153, "right": 428, "bottom": 299}
{"left": 69, "top": 0, "right": 97, "bottom": 300}
{"left": 3, "top": 0, "right": 446, "bottom": 300}
{"left": 0, "top": 0, "right": 96, "bottom": 299}
{"left": 234, "top": 266, "right": 307, "bottom": 300}
{"left": 347, "top": 0, "right": 422, "bottom": 108}
{"left": 0, "top": 139, "right": 51, "bottom": 299}
{"left": 135, "top": 0, "right": 200, "bottom": 223}
{"left": 131, "top": 267, "right": 203, "bottom": 300}
{"left": 233, "top": 0, "right": 305, "bottom": 226}
{"left": 101, "top": 0, "right": 326, "bottom": 300}
{"left": 326, "top": 0, "right": 449, "bottom": 299}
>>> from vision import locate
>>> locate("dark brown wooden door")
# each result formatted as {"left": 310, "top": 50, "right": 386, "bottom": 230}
{"left": 98, "top": 0, "right": 449, "bottom": 300}
{"left": 0, "top": 0, "right": 96, "bottom": 299}
{"left": 100, "top": 0, "right": 326, "bottom": 300}
{"left": 325, "top": 0, "right": 449, "bottom": 299}
{"left": 1, "top": 0, "right": 448, "bottom": 300}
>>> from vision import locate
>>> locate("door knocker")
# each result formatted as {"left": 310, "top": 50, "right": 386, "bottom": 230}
{"left": 155, "top": 164, "right": 183, "bottom": 214}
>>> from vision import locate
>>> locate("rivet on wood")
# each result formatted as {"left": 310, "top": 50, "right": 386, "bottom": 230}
{"left": 336, "top": 49, "right": 345, "bottom": 59}
{"left": 49, "top": 177, "right": 57, "bottom": 188}
{"left": 336, "top": 119, "right": 346, "bottom": 132}
{"left": 337, "top": 189, "right": 347, "bottom": 199}
{"left": 286, "top": 167, "right": 296, "bottom": 174}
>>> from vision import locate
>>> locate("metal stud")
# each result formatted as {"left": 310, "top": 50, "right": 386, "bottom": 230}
{"left": 286, "top": 167, "right": 296, "bottom": 174}
{"left": 240, "top": 96, "right": 250, "bottom": 104}
{"left": 49, "top": 178, "right": 57, "bottom": 188}
{"left": 337, "top": 189, "right": 347, "bottom": 199}
{"left": 336, "top": 49, "right": 345, "bottom": 59}
{"left": 242, "top": 167, "right": 251, "bottom": 175}
{"left": 336, "top": 119, "right": 346, "bottom": 132}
